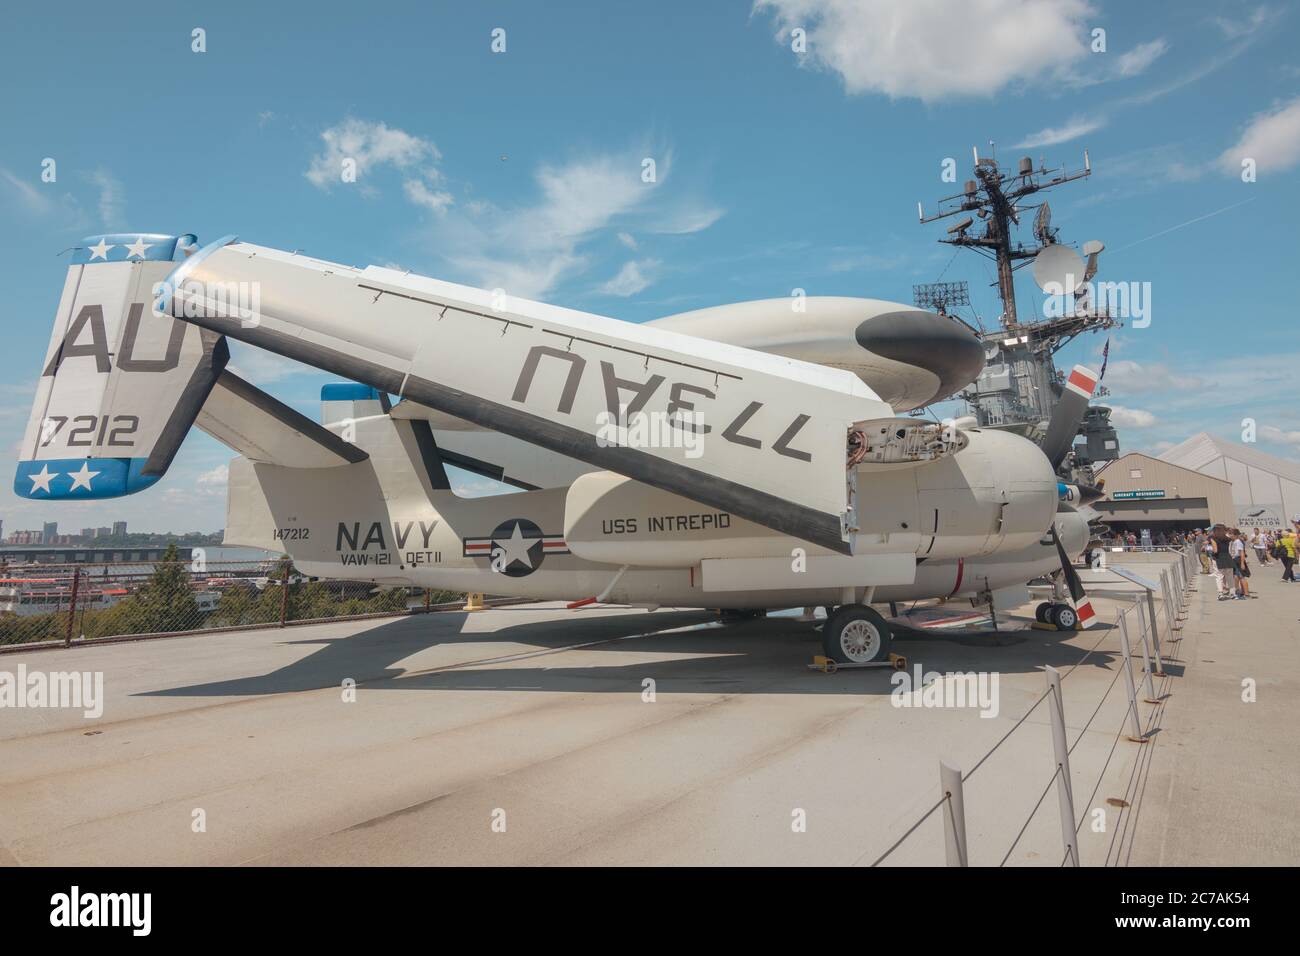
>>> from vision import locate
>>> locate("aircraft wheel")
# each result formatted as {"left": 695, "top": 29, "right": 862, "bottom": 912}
{"left": 1049, "top": 604, "right": 1078, "bottom": 630}
{"left": 1034, "top": 602, "right": 1053, "bottom": 623}
{"left": 822, "top": 604, "right": 892, "bottom": 664}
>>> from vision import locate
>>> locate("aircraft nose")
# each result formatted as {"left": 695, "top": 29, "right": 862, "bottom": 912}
{"left": 854, "top": 310, "right": 986, "bottom": 407}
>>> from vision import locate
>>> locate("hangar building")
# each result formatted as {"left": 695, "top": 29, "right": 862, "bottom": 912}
{"left": 1093, "top": 451, "right": 1235, "bottom": 533}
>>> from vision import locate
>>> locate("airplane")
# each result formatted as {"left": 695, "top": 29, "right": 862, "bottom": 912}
{"left": 15, "top": 232, "right": 1096, "bottom": 666}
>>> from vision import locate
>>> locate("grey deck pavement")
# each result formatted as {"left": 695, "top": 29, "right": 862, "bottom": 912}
{"left": 0, "top": 557, "right": 1251, "bottom": 866}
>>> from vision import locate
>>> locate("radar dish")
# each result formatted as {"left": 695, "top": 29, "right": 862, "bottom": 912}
{"left": 1034, "top": 202, "right": 1052, "bottom": 245}
{"left": 1032, "top": 243, "right": 1086, "bottom": 292}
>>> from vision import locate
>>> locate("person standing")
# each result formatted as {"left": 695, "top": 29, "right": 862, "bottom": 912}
{"left": 1282, "top": 527, "right": 1298, "bottom": 583}
{"left": 1211, "top": 526, "right": 1236, "bottom": 599}
{"left": 1250, "top": 527, "right": 1266, "bottom": 565}
{"left": 1198, "top": 530, "right": 1213, "bottom": 575}
{"left": 1230, "top": 530, "right": 1252, "bottom": 599}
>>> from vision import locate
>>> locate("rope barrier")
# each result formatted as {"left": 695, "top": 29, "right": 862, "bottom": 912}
{"left": 863, "top": 793, "right": 948, "bottom": 867}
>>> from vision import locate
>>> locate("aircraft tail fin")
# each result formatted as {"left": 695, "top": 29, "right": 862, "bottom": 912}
{"left": 14, "top": 233, "right": 228, "bottom": 500}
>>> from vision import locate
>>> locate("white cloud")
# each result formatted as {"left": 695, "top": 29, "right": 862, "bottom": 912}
{"left": 1103, "top": 359, "right": 1202, "bottom": 394}
{"left": 1113, "top": 39, "right": 1169, "bottom": 78}
{"left": 1257, "top": 424, "right": 1300, "bottom": 449}
{"left": 600, "top": 259, "right": 659, "bottom": 297}
{"left": 1217, "top": 96, "right": 1300, "bottom": 176}
{"left": 754, "top": 0, "right": 1093, "bottom": 101}
{"left": 196, "top": 464, "right": 229, "bottom": 488}
{"left": 403, "top": 178, "right": 454, "bottom": 214}
{"left": 425, "top": 149, "right": 716, "bottom": 299}
{"left": 0, "top": 167, "right": 54, "bottom": 215}
{"left": 1107, "top": 405, "right": 1158, "bottom": 428}
{"left": 647, "top": 206, "right": 725, "bottom": 235}
{"left": 617, "top": 231, "right": 638, "bottom": 250}
{"left": 90, "top": 169, "right": 125, "bottom": 228}
{"left": 226, "top": 339, "right": 322, "bottom": 384}
{"left": 1015, "top": 116, "right": 1107, "bottom": 149}
{"left": 1213, "top": 5, "right": 1275, "bottom": 40}
{"left": 306, "top": 118, "right": 445, "bottom": 205}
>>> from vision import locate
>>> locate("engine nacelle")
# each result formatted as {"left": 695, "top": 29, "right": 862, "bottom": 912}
{"left": 563, "top": 429, "right": 1057, "bottom": 567}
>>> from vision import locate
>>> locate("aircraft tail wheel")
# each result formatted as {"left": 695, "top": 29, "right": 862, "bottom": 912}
{"left": 1049, "top": 604, "right": 1078, "bottom": 630}
{"left": 822, "top": 604, "right": 892, "bottom": 664}
{"left": 1035, "top": 601, "right": 1053, "bottom": 623}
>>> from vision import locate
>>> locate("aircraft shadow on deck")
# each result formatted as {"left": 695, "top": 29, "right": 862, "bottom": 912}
{"left": 136, "top": 609, "right": 1123, "bottom": 700}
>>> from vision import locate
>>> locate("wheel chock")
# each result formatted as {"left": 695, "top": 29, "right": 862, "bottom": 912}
{"left": 807, "top": 653, "right": 907, "bottom": 674}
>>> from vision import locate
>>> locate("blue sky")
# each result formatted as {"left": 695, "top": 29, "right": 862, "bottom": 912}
{"left": 1, "top": 0, "right": 1298, "bottom": 533}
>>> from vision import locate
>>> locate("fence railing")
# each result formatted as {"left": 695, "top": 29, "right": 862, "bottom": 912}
{"left": 0, "top": 556, "right": 465, "bottom": 648}
{"left": 866, "top": 544, "right": 1194, "bottom": 867}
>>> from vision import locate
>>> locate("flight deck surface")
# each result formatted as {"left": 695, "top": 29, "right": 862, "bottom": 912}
{"left": 2, "top": 552, "right": 1288, "bottom": 867}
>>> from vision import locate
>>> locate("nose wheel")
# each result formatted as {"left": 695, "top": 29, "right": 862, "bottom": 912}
{"left": 821, "top": 604, "right": 893, "bottom": 664}
{"left": 1035, "top": 601, "right": 1078, "bottom": 629}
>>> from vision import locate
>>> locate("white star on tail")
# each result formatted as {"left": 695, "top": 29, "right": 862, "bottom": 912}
{"left": 27, "top": 464, "right": 58, "bottom": 493}
{"left": 124, "top": 236, "right": 153, "bottom": 259}
{"left": 87, "top": 238, "right": 113, "bottom": 260}
{"left": 491, "top": 522, "right": 536, "bottom": 570}
{"left": 67, "top": 462, "right": 100, "bottom": 491}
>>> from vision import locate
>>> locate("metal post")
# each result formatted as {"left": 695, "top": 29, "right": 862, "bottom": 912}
{"left": 1144, "top": 587, "right": 1163, "bottom": 665}
{"left": 279, "top": 562, "right": 291, "bottom": 627}
{"left": 1045, "top": 666, "right": 1080, "bottom": 867}
{"left": 939, "top": 761, "right": 968, "bottom": 866}
{"left": 1118, "top": 614, "right": 1146, "bottom": 742}
{"left": 1134, "top": 601, "right": 1162, "bottom": 697}
{"left": 1159, "top": 570, "right": 1178, "bottom": 633}
{"left": 64, "top": 565, "right": 81, "bottom": 648}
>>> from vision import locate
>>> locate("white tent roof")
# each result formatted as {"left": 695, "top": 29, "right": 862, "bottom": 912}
{"left": 1159, "top": 432, "right": 1300, "bottom": 484}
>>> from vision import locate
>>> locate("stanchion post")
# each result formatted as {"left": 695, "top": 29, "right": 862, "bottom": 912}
{"left": 64, "top": 565, "right": 81, "bottom": 648}
{"left": 279, "top": 562, "right": 291, "bottom": 627}
{"left": 939, "top": 762, "right": 968, "bottom": 867}
{"left": 1144, "top": 587, "right": 1164, "bottom": 665}
{"left": 1045, "top": 666, "right": 1080, "bottom": 867}
{"left": 1134, "top": 601, "right": 1161, "bottom": 698}
{"left": 1118, "top": 613, "right": 1146, "bottom": 742}
{"left": 1159, "top": 570, "right": 1178, "bottom": 633}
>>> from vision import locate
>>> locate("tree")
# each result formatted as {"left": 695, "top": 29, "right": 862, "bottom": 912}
{"left": 128, "top": 542, "right": 201, "bottom": 633}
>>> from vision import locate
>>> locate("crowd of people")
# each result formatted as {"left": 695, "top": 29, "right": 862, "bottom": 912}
{"left": 1188, "top": 524, "right": 1298, "bottom": 601}
{"left": 1096, "top": 523, "right": 1297, "bottom": 602}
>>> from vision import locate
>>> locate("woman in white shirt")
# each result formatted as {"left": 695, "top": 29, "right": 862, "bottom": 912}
{"left": 1229, "top": 532, "right": 1251, "bottom": 599}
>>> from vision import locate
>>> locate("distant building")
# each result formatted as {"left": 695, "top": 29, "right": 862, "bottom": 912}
{"left": 1094, "top": 452, "right": 1236, "bottom": 532}
{"left": 113, "top": 521, "right": 127, "bottom": 537}
{"left": 80, "top": 527, "right": 94, "bottom": 540}
{"left": 1159, "top": 432, "right": 1300, "bottom": 531}
{"left": 42, "top": 521, "right": 58, "bottom": 542}
{"left": 96, "top": 527, "right": 111, "bottom": 538}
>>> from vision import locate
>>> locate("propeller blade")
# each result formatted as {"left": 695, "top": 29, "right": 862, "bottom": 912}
{"left": 1041, "top": 365, "right": 1098, "bottom": 470}
{"left": 1051, "top": 523, "right": 1097, "bottom": 628}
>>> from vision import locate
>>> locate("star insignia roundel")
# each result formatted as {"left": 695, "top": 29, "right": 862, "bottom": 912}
{"left": 462, "top": 518, "right": 569, "bottom": 577}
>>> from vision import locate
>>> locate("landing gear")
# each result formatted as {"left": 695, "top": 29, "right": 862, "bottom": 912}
{"left": 821, "top": 604, "right": 892, "bottom": 664}
{"left": 1048, "top": 604, "right": 1078, "bottom": 630}
{"left": 1036, "top": 602, "right": 1078, "bottom": 629}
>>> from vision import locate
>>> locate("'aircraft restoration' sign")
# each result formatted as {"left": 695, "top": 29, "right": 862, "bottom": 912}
{"left": 1112, "top": 489, "right": 1165, "bottom": 500}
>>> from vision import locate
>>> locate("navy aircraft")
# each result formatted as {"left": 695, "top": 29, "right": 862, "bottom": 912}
{"left": 15, "top": 233, "right": 1095, "bottom": 664}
